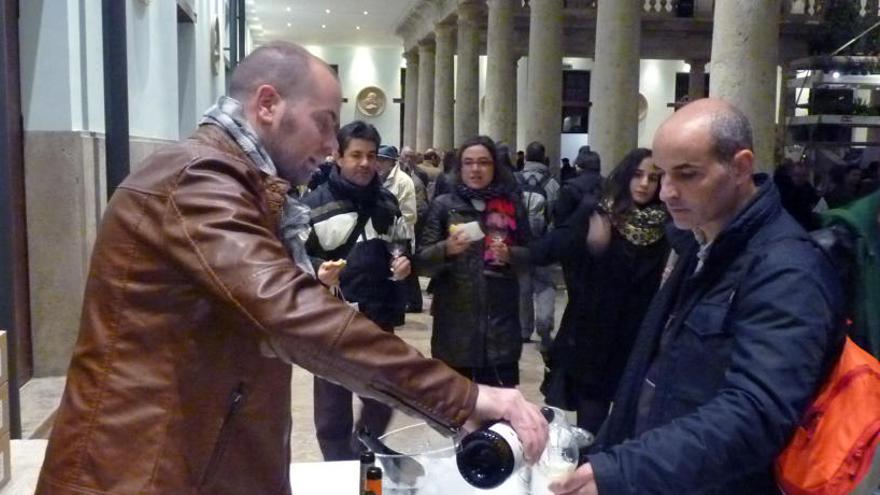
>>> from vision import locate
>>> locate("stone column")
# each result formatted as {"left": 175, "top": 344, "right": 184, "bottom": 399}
{"left": 417, "top": 40, "right": 436, "bottom": 152}
{"left": 695, "top": 0, "right": 714, "bottom": 16}
{"left": 433, "top": 24, "right": 455, "bottom": 152}
{"left": 710, "top": 0, "right": 782, "bottom": 171}
{"left": 687, "top": 59, "right": 708, "bottom": 100}
{"left": 588, "top": 0, "right": 641, "bottom": 175}
{"left": 485, "top": 0, "right": 517, "bottom": 147}
{"left": 526, "top": 0, "right": 564, "bottom": 170}
{"left": 403, "top": 50, "right": 420, "bottom": 149}
{"left": 454, "top": 1, "right": 481, "bottom": 147}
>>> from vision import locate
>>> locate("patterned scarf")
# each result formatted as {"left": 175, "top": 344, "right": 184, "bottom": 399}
{"left": 600, "top": 197, "right": 668, "bottom": 246}
{"left": 455, "top": 181, "right": 509, "bottom": 201}
{"left": 200, "top": 96, "right": 316, "bottom": 278}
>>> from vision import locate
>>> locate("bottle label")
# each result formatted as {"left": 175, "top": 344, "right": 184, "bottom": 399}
{"left": 488, "top": 423, "right": 524, "bottom": 472}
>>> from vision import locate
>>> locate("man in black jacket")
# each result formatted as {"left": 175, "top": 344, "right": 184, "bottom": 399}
{"left": 550, "top": 99, "right": 845, "bottom": 495}
{"left": 302, "top": 121, "right": 412, "bottom": 461}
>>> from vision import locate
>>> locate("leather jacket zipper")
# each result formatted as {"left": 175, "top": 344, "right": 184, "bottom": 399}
{"left": 201, "top": 386, "right": 245, "bottom": 485}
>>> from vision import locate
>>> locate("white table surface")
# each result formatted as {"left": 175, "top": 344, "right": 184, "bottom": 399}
{"left": 2, "top": 440, "right": 551, "bottom": 494}
{"left": 1, "top": 440, "right": 361, "bottom": 495}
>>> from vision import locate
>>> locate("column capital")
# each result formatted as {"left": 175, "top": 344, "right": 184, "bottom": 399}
{"left": 686, "top": 58, "right": 709, "bottom": 70}
{"left": 486, "top": 0, "right": 516, "bottom": 9}
{"left": 403, "top": 50, "right": 419, "bottom": 64}
{"left": 435, "top": 22, "right": 456, "bottom": 41}
{"left": 418, "top": 38, "right": 436, "bottom": 52}
{"left": 457, "top": 0, "right": 483, "bottom": 22}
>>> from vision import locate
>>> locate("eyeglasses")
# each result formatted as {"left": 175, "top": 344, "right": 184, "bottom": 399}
{"left": 462, "top": 159, "right": 494, "bottom": 168}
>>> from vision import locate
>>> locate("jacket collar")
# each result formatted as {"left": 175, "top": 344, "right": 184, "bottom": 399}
{"left": 523, "top": 161, "right": 549, "bottom": 173}
{"left": 328, "top": 164, "right": 381, "bottom": 206}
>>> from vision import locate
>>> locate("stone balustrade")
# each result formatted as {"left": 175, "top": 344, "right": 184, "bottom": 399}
{"left": 549, "top": 0, "right": 880, "bottom": 19}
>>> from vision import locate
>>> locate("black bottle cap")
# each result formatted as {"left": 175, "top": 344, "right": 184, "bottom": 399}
{"left": 360, "top": 451, "right": 375, "bottom": 464}
{"left": 366, "top": 466, "right": 383, "bottom": 480}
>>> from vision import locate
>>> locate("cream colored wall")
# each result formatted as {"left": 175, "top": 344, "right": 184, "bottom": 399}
{"left": 304, "top": 46, "right": 406, "bottom": 147}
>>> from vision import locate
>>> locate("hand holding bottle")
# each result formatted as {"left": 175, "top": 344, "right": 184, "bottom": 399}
{"left": 464, "top": 385, "right": 548, "bottom": 463}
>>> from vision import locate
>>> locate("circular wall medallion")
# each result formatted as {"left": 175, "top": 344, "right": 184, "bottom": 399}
{"left": 638, "top": 93, "right": 649, "bottom": 121}
{"left": 356, "top": 86, "right": 387, "bottom": 117}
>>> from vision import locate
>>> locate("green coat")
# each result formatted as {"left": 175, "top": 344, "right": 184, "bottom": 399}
{"left": 822, "top": 191, "right": 880, "bottom": 358}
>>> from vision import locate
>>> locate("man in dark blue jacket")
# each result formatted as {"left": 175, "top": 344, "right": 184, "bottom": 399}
{"left": 550, "top": 99, "right": 845, "bottom": 495}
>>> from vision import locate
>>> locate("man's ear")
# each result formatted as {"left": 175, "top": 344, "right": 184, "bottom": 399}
{"left": 731, "top": 149, "right": 755, "bottom": 184}
{"left": 253, "top": 85, "right": 282, "bottom": 126}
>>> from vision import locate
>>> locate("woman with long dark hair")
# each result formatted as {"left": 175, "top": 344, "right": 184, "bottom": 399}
{"left": 540, "top": 147, "right": 670, "bottom": 433}
{"left": 416, "top": 136, "right": 531, "bottom": 387}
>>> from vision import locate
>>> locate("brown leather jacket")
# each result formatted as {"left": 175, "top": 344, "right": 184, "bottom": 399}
{"left": 36, "top": 126, "right": 477, "bottom": 495}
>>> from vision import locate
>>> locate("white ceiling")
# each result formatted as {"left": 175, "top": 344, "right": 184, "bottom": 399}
{"left": 247, "top": 0, "right": 419, "bottom": 47}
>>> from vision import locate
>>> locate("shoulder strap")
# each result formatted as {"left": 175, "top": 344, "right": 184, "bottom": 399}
{"left": 338, "top": 213, "right": 371, "bottom": 256}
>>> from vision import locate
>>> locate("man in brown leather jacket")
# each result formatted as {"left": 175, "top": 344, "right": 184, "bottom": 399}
{"left": 36, "top": 41, "right": 547, "bottom": 495}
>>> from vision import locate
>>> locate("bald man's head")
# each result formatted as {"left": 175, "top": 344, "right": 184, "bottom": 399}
{"left": 226, "top": 41, "right": 341, "bottom": 186}
{"left": 228, "top": 42, "right": 336, "bottom": 104}
{"left": 658, "top": 98, "right": 753, "bottom": 166}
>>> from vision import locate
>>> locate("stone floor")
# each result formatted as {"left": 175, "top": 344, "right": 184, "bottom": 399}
{"left": 19, "top": 279, "right": 565, "bottom": 464}
{"left": 289, "top": 285, "right": 559, "bottom": 462}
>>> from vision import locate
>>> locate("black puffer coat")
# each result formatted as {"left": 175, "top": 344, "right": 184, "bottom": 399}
{"left": 416, "top": 191, "right": 531, "bottom": 367}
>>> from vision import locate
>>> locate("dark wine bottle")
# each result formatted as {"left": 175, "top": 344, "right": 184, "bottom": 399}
{"left": 456, "top": 422, "right": 523, "bottom": 489}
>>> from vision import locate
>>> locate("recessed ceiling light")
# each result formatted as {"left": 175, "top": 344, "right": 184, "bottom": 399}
{"left": 364, "top": 10, "right": 369, "bottom": 15}
{"left": 356, "top": 26, "right": 361, "bottom": 30}
{"left": 321, "top": 24, "right": 326, "bottom": 29}
{"left": 252, "top": 16, "right": 259, "bottom": 21}
{"left": 287, "top": 22, "right": 292, "bottom": 27}
{"left": 325, "top": 8, "right": 331, "bottom": 14}
{"left": 286, "top": 6, "right": 291, "bottom": 12}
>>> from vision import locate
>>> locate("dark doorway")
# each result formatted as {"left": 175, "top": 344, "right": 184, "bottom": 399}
{"left": 1, "top": 0, "right": 31, "bottom": 438}
{"left": 400, "top": 68, "right": 406, "bottom": 148}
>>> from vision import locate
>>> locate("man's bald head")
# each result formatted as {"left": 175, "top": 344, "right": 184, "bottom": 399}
{"left": 657, "top": 98, "right": 753, "bottom": 165}
{"left": 228, "top": 41, "right": 336, "bottom": 103}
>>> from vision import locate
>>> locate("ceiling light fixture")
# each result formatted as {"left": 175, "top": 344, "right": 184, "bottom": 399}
{"left": 325, "top": 8, "right": 331, "bottom": 14}
{"left": 287, "top": 22, "right": 292, "bottom": 27}
{"left": 322, "top": 24, "right": 326, "bottom": 28}
{"left": 356, "top": 26, "right": 361, "bottom": 30}
{"left": 364, "top": 10, "right": 369, "bottom": 15}
{"left": 286, "top": 6, "right": 291, "bottom": 12}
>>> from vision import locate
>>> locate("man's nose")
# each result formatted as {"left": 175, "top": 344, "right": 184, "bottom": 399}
{"left": 660, "top": 177, "right": 676, "bottom": 201}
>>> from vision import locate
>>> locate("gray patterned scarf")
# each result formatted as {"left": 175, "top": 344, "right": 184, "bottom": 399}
{"left": 200, "top": 96, "right": 316, "bottom": 279}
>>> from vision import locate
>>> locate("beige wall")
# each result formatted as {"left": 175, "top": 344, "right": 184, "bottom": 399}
{"left": 24, "top": 131, "right": 171, "bottom": 376}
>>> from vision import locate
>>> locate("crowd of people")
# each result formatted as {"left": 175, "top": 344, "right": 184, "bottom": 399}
{"left": 34, "top": 40, "right": 880, "bottom": 495}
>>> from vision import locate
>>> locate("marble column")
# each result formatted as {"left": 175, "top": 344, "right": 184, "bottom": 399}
{"left": 710, "top": 0, "right": 782, "bottom": 171}
{"left": 588, "top": 0, "right": 641, "bottom": 175}
{"left": 433, "top": 24, "right": 455, "bottom": 152}
{"left": 416, "top": 40, "right": 436, "bottom": 152}
{"left": 525, "top": 0, "right": 564, "bottom": 170}
{"left": 403, "top": 50, "right": 420, "bottom": 150}
{"left": 687, "top": 59, "right": 708, "bottom": 100}
{"left": 485, "top": 0, "right": 517, "bottom": 147}
{"left": 454, "top": 1, "right": 481, "bottom": 147}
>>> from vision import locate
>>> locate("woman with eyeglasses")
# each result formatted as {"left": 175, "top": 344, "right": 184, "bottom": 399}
{"left": 416, "top": 136, "right": 531, "bottom": 387}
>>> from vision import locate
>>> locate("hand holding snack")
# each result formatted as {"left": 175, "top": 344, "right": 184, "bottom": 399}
{"left": 318, "top": 259, "right": 346, "bottom": 287}
{"left": 446, "top": 228, "right": 473, "bottom": 257}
